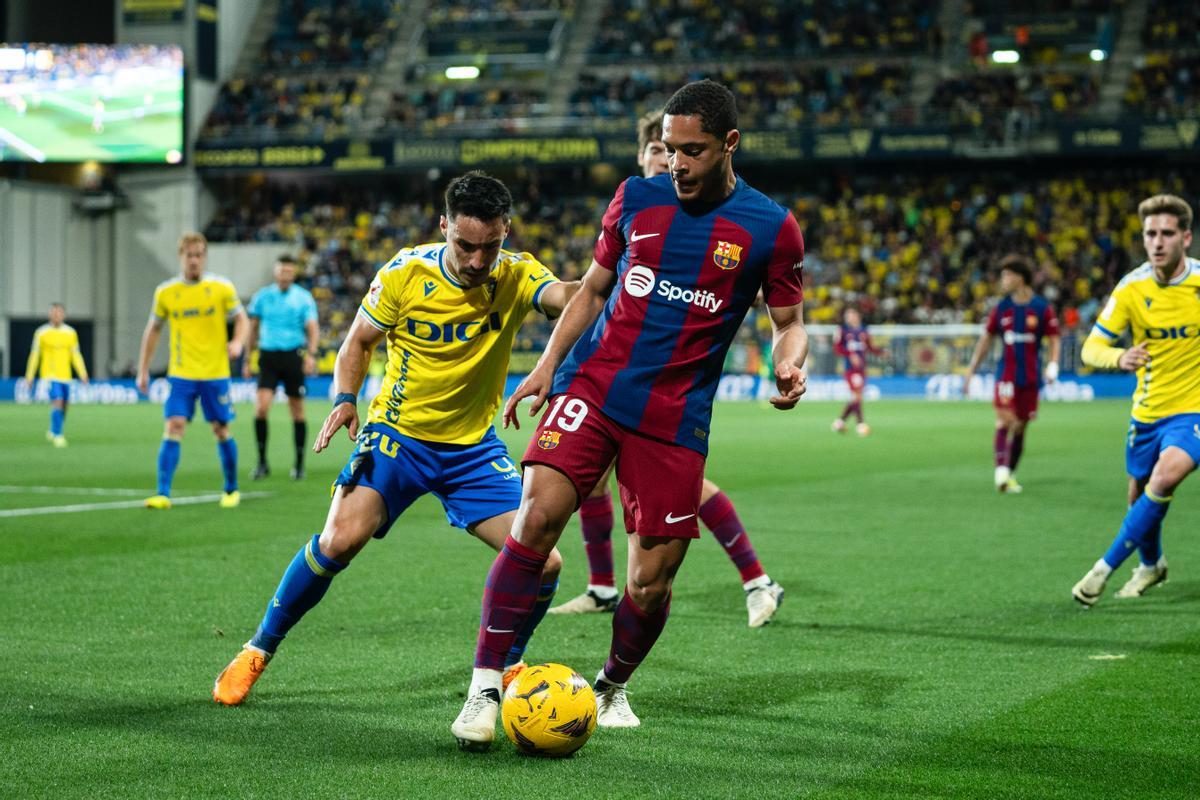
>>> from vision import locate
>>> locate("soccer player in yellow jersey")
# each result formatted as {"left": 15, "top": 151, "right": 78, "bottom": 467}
{"left": 136, "top": 232, "right": 249, "bottom": 510}
{"left": 1072, "top": 194, "right": 1200, "bottom": 606}
{"left": 25, "top": 302, "right": 89, "bottom": 447}
{"left": 213, "top": 172, "right": 578, "bottom": 706}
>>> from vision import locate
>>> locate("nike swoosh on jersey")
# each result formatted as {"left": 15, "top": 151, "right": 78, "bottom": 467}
{"left": 664, "top": 512, "right": 695, "bottom": 524}
{"left": 630, "top": 231, "right": 659, "bottom": 242}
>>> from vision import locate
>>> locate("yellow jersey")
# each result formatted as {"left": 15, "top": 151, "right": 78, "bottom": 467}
{"left": 26, "top": 324, "right": 87, "bottom": 382}
{"left": 1086, "top": 257, "right": 1200, "bottom": 422}
{"left": 152, "top": 274, "right": 242, "bottom": 380}
{"left": 357, "top": 243, "right": 558, "bottom": 444}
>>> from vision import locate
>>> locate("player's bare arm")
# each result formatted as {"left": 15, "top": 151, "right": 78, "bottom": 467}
{"left": 537, "top": 279, "right": 583, "bottom": 319}
{"left": 313, "top": 315, "right": 385, "bottom": 453}
{"left": 243, "top": 317, "right": 261, "bottom": 378}
{"left": 964, "top": 331, "right": 994, "bottom": 394}
{"left": 767, "top": 301, "right": 808, "bottom": 410}
{"left": 1045, "top": 334, "right": 1062, "bottom": 382}
{"left": 227, "top": 308, "right": 250, "bottom": 361}
{"left": 304, "top": 318, "right": 320, "bottom": 374}
{"left": 504, "top": 263, "right": 615, "bottom": 428}
{"left": 136, "top": 315, "right": 165, "bottom": 395}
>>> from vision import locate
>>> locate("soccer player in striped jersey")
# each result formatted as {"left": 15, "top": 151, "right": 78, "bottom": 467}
{"left": 25, "top": 303, "right": 89, "bottom": 447}
{"left": 1072, "top": 194, "right": 1200, "bottom": 606}
{"left": 965, "top": 255, "right": 1061, "bottom": 493}
{"left": 832, "top": 306, "right": 884, "bottom": 437}
{"left": 453, "top": 80, "right": 808, "bottom": 748}
{"left": 212, "top": 173, "right": 578, "bottom": 706}
{"left": 137, "top": 233, "right": 249, "bottom": 509}
{"left": 550, "top": 108, "right": 785, "bottom": 629}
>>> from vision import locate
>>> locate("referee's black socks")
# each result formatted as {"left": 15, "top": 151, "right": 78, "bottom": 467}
{"left": 294, "top": 420, "right": 307, "bottom": 469}
{"left": 255, "top": 418, "right": 268, "bottom": 466}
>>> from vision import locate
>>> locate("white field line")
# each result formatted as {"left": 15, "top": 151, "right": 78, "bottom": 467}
{"left": 0, "top": 126, "right": 46, "bottom": 162}
{"left": 0, "top": 485, "right": 149, "bottom": 496}
{"left": 0, "top": 491, "right": 270, "bottom": 517}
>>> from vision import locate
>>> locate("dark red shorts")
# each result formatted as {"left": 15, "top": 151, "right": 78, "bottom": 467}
{"left": 994, "top": 381, "right": 1039, "bottom": 422}
{"left": 522, "top": 393, "right": 705, "bottom": 538}
{"left": 844, "top": 371, "right": 865, "bottom": 392}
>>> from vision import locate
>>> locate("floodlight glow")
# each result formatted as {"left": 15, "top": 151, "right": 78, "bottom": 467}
{"left": 0, "top": 48, "right": 25, "bottom": 71}
{"left": 445, "top": 66, "right": 480, "bottom": 80}
{"left": 991, "top": 50, "right": 1020, "bottom": 64}
{"left": 1090, "top": 49, "right": 1107, "bottom": 62}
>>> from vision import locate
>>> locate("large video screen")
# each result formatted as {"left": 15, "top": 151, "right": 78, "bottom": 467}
{"left": 0, "top": 44, "right": 183, "bottom": 164}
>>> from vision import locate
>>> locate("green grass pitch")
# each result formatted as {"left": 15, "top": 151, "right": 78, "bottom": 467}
{"left": 1, "top": 399, "right": 1197, "bottom": 798}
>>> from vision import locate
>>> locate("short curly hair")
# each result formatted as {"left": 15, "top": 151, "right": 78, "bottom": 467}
{"left": 445, "top": 171, "right": 512, "bottom": 222}
{"left": 663, "top": 80, "right": 738, "bottom": 139}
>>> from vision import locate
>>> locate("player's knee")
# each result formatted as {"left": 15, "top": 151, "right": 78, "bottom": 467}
{"left": 165, "top": 418, "right": 186, "bottom": 439}
{"left": 515, "top": 503, "right": 567, "bottom": 552}
{"left": 627, "top": 578, "right": 670, "bottom": 612}
{"left": 212, "top": 423, "right": 231, "bottom": 441}
{"left": 317, "top": 524, "right": 370, "bottom": 563}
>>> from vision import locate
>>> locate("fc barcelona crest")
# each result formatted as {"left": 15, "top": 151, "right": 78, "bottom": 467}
{"left": 537, "top": 430, "right": 561, "bottom": 450}
{"left": 713, "top": 241, "right": 743, "bottom": 270}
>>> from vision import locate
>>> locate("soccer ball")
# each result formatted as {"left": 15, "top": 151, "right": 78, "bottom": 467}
{"left": 501, "top": 663, "right": 597, "bottom": 757}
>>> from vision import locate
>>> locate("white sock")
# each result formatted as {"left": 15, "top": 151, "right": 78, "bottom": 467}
{"left": 743, "top": 574, "right": 771, "bottom": 591}
{"left": 469, "top": 668, "right": 502, "bottom": 696}
{"left": 1093, "top": 559, "right": 1113, "bottom": 577}
{"left": 588, "top": 584, "right": 618, "bottom": 599}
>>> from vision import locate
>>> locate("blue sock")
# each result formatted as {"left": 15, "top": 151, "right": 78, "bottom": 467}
{"left": 217, "top": 438, "right": 238, "bottom": 493}
{"left": 1139, "top": 520, "right": 1163, "bottom": 566}
{"left": 50, "top": 407, "right": 64, "bottom": 436}
{"left": 506, "top": 577, "right": 558, "bottom": 668}
{"left": 156, "top": 438, "right": 181, "bottom": 497}
{"left": 250, "top": 535, "right": 346, "bottom": 654}
{"left": 1103, "top": 490, "right": 1172, "bottom": 570}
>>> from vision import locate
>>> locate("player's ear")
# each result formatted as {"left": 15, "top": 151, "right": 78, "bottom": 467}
{"left": 724, "top": 129, "right": 740, "bottom": 156}
{"left": 439, "top": 215, "right": 449, "bottom": 238}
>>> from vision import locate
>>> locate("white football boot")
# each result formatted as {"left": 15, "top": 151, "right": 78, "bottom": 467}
{"left": 548, "top": 588, "right": 618, "bottom": 614}
{"left": 746, "top": 580, "right": 785, "bottom": 628}
{"left": 451, "top": 688, "right": 500, "bottom": 751}
{"left": 1071, "top": 562, "right": 1111, "bottom": 607}
{"left": 594, "top": 677, "right": 640, "bottom": 728}
{"left": 1115, "top": 558, "right": 1168, "bottom": 599}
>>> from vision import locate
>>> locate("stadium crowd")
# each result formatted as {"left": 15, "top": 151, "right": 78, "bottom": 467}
{"left": 203, "top": 167, "right": 1198, "bottom": 370}
{"left": 929, "top": 70, "right": 1100, "bottom": 140}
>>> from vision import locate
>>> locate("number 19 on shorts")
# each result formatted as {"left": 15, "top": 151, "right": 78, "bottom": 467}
{"left": 544, "top": 396, "right": 589, "bottom": 431}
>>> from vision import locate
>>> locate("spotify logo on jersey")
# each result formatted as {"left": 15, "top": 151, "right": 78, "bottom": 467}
{"left": 624, "top": 265, "right": 656, "bottom": 297}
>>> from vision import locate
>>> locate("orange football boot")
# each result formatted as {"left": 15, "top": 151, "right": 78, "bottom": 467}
{"left": 501, "top": 661, "right": 527, "bottom": 692}
{"left": 213, "top": 645, "right": 270, "bottom": 705}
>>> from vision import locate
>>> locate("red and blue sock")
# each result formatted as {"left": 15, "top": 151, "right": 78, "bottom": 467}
{"left": 476, "top": 536, "right": 547, "bottom": 670}
{"left": 699, "top": 491, "right": 764, "bottom": 584}
{"left": 580, "top": 493, "right": 615, "bottom": 589}
{"left": 602, "top": 589, "right": 671, "bottom": 684}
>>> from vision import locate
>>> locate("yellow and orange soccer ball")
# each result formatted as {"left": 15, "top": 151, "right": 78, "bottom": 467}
{"left": 501, "top": 663, "right": 597, "bottom": 757}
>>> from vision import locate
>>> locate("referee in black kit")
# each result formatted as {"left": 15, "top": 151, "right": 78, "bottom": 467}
{"left": 245, "top": 255, "right": 320, "bottom": 480}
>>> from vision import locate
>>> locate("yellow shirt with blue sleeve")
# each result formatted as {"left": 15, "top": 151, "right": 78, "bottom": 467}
{"left": 152, "top": 274, "right": 243, "bottom": 380}
{"left": 1083, "top": 257, "right": 1200, "bottom": 422}
{"left": 26, "top": 324, "right": 88, "bottom": 383}
{"left": 357, "top": 242, "right": 558, "bottom": 445}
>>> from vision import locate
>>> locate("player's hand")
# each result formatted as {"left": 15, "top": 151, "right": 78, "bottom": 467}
{"left": 304, "top": 353, "right": 317, "bottom": 376}
{"left": 81, "top": 377, "right": 90, "bottom": 386}
{"left": 314, "top": 403, "right": 358, "bottom": 453}
{"left": 228, "top": 341, "right": 244, "bottom": 361}
{"left": 503, "top": 364, "right": 554, "bottom": 429}
{"left": 769, "top": 363, "right": 806, "bottom": 410}
{"left": 961, "top": 372, "right": 973, "bottom": 397}
{"left": 1119, "top": 344, "right": 1150, "bottom": 372}
{"left": 241, "top": 361, "right": 252, "bottom": 379}
{"left": 1043, "top": 361, "right": 1059, "bottom": 384}
{"left": 136, "top": 372, "right": 149, "bottom": 396}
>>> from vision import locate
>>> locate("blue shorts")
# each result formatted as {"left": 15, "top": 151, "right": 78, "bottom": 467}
{"left": 164, "top": 377, "right": 235, "bottom": 424}
{"left": 48, "top": 381, "right": 71, "bottom": 403}
{"left": 334, "top": 423, "right": 522, "bottom": 537}
{"left": 1125, "top": 413, "right": 1200, "bottom": 480}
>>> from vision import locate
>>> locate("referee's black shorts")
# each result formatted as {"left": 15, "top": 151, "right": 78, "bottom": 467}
{"left": 257, "top": 349, "right": 306, "bottom": 398}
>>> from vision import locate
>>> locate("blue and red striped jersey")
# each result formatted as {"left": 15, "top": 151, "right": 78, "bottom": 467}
{"left": 986, "top": 295, "right": 1060, "bottom": 388}
{"left": 553, "top": 173, "right": 805, "bottom": 455}
{"left": 834, "top": 326, "right": 882, "bottom": 374}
